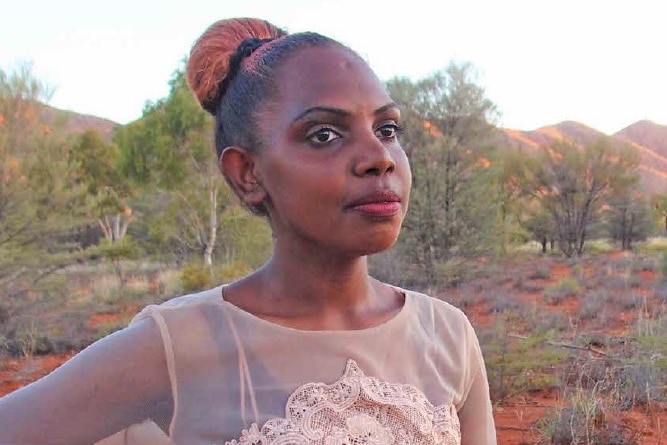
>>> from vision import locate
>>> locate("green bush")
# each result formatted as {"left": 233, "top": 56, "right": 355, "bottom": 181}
{"left": 215, "top": 260, "right": 252, "bottom": 284}
{"left": 528, "top": 266, "right": 552, "bottom": 280}
{"left": 661, "top": 251, "right": 667, "bottom": 283}
{"left": 585, "top": 238, "right": 616, "bottom": 255}
{"left": 481, "top": 320, "right": 564, "bottom": 404}
{"left": 537, "top": 402, "right": 637, "bottom": 445}
{"left": 544, "top": 276, "right": 580, "bottom": 304}
{"left": 180, "top": 263, "right": 213, "bottom": 293}
{"left": 180, "top": 260, "right": 253, "bottom": 293}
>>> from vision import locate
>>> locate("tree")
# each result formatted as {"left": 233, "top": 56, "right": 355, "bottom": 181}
{"left": 652, "top": 194, "right": 667, "bottom": 235}
{"left": 386, "top": 62, "right": 500, "bottom": 284}
{"left": 488, "top": 149, "right": 529, "bottom": 255}
{"left": 520, "top": 139, "right": 640, "bottom": 257}
{"left": 115, "top": 66, "right": 233, "bottom": 267}
{"left": 524, "top": 208, "right": 555, "bottom": 254}
{"left": 0, "top": 64, "right": 81, "bottom": 297}
{"left": 69, "top": 129, "right": 136, "bottom": 286}
{"left": 603, "top": 188, "right": 654, "bottom": 250}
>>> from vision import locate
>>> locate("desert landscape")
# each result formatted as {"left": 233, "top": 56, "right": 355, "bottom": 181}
{"left": 3, "top": 62, "right": 667, "bottom": 443}
{"left": 2, "top": 243, "right": 666, "bottom": 444}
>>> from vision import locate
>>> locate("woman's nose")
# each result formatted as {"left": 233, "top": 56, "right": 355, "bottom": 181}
{"left": 353, "top": 136, "right": 396, "bottom": 177}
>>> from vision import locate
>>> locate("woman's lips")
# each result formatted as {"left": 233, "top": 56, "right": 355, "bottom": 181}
{"left": 347, "top": 190, "right": 401, "bottom": 217}
{"left": 351, "top": 201, "right": 401, "bottom": 216}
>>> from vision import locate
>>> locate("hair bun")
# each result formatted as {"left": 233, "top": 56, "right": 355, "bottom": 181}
{"left": 187, "top": 18, "right": 286, "bottom": 114}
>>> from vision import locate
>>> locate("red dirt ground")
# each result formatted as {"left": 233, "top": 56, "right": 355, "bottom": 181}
{"left": 0, "top": 353, "right": 73, "bottom": 397}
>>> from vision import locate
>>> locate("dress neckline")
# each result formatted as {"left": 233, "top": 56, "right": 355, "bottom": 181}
{"left": 218, "top": 284, "right": 411, "bottom": 335}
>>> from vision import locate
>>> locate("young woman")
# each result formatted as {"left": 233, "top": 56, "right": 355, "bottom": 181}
{"left": 0, "top": 18, "right": 496, "bottom": 445}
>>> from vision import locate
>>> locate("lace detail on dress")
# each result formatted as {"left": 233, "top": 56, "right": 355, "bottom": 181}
{"left": 220, "top": 359, "right": 460, "bottom": 445}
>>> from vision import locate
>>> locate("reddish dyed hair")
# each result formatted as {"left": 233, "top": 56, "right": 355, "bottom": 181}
{"left": 186, "top": 18, "right": 345, "bottom": 159}
{"left": 187, "top": 18, "right": 284, "bottom": 116}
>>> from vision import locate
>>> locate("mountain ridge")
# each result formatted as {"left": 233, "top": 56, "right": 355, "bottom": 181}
{"left": 38, "top": 103, "right": 118, "bottom": 142}
{"left": 43, "top": 102, "right": 667, "bottom": 195}
{"left": 500, "top": 120, "right": 667, "bottom": 195}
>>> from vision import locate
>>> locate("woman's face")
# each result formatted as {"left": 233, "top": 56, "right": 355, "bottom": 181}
{"left": 254, "top": 44, "right": 411, "bottom": 257}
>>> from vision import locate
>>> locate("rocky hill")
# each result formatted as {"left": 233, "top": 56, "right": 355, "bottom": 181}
{"left": 38, "top": 103, "right": 118, "bottom": 141}
{"left": 500, "top": 120, "right": 667, "bottom": 195}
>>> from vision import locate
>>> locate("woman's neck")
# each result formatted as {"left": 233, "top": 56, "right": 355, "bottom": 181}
{"left": 224, "top": 245, "right": 402, "bottom": 330}
{"left": 259, "top": 247, "right": 373, "bottom": 312}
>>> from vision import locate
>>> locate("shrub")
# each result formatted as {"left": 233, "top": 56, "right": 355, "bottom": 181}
{"left": 519, "top": 281, "right": 545, "bottom": 293}
{"left": 181, "top": 260, "right": 253, "bottom": 293}
{"left": 615, "top": 361, "right": 667, "bottom": 409}
{"left": 580, "top": 290, "right": 607, "bottom": 321}
{"left": 661, "top": 251, "right": 667, "bottom": 283}
{"left": 585, "top": 238, "right": 616, "bottom": 255}
{"left": 528, "top": 266, "right": 552, "bottom": 280}
{"left": 637, "top": 237, "right": 667, "bottom": 255}
{"left": 619, "top": 293, "right": 642, "bottom": 310}
{"left": 215, "top": 260, "right": 252, "bottom": 284}
{"left": 544, "top": 277, "right": 580, "bottom": 304}
{"left": 481, "top": 322, "right": 564, "bottom": 404}
{"left": 527, "top": 310, "right": 569, "bottom": 333}
{"left": 605, "top": 275, "right": 634, "bottom": 290}
{"left": 654, "top": 284, "right": 667, "bottom": 303}
{"left": 629, "top": 257, "right": 656, "bottom": 273}
{"left": 180, "top": 263, "right": 213, "bottom": 293}
{"left": 487, "top": 297, "right": 521, "bottom": 315}
{"left": 623, "top": 275, "right": 643, "bottom": 289}
{"left": 453, "top": 282, "right": 481, "bottom": 309}
{"left": 536, "top": 386, "right": 639, "bottom": 445}
{"left": 3, "top": 321, "right": 64, "bottom": 358}
{"left": 368, "top": 250, "right": 406, "bottom": 286}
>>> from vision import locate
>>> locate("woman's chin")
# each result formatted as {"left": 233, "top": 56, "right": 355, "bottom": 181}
{"left": 354, "top": 233, "right": 401, "bottom": 257}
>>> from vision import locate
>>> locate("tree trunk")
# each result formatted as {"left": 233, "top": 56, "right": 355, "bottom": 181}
{"left": 113, "top": 259, "right": 124, "bottom": 289}
{"left": 97, "top": 211, "right": 132, "bottom": 289}
{"left": 203, "top": 184, "right": 218, "bottom": 267}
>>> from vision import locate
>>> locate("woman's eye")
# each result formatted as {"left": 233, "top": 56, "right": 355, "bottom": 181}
{"left": 307, "top": 128, "right": 341, "bottom": 145}
{"left": 376, "top": 124, "right": 401, "bottom": 140}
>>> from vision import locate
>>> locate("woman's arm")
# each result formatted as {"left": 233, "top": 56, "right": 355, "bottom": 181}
{"left": 457, "top": 364, "right": 497, "bottom": 444}
{"left": 457, "top": 314, "right": 497, "bottom": 445}
{"left": 0, "top": 317, "right": 173, "bottom": 445}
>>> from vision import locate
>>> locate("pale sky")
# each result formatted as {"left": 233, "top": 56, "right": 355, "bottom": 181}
{"left": 2, "top": 0, "right": 665, "bottom": 135}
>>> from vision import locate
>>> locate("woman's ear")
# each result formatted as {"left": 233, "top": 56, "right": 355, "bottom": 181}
{"left": 219, "top": 146, "right": 267, "bottom": 207}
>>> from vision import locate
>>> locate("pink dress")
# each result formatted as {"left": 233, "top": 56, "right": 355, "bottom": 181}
{"left": 96, "top": 286, "right": 496, "bottom": 444}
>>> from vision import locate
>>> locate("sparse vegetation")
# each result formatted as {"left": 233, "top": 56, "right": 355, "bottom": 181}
{"left": 4, "top": 61, "right": 667, "bottom": 444}
{"left": 544, "top": 276, "right": 581, "bottom": 304}
{"left": 528, "top": 266, "right": 552, "bottom": 280}
{"left": 536, "top": 385, "right": 639, "bottom": 445}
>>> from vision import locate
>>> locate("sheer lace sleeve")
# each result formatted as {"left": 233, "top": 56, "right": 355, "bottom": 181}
{"left": 457, "top": 313, "right": 497, "bottom": 445}
{"left": 93, "top": 306, "right": 178, "bottom": 445}
{"left": 0, "top": 315, "right": 172, "bottom": 445}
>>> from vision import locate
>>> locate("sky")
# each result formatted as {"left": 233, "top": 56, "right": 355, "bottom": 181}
{"left": 2, "top": 0, "right": 666, "bottom": 135}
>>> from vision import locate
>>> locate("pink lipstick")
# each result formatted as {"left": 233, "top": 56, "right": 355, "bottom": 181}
{"left": 347, "top": 190, "right": 401, "bottom": 217}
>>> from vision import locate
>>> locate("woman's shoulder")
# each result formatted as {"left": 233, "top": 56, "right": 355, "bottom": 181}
{"left": 397, "top": 286, "right": 475, "bottom": 333}
{"left": 130, "top": 285, "right": 225, "bottom": 325}
{"left": 400, "top": 286, "right": 466, "bottom": 315}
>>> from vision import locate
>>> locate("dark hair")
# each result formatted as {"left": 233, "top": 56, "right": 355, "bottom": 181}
{"left": 186, "top": 18, "right": 341, "bottom": 159}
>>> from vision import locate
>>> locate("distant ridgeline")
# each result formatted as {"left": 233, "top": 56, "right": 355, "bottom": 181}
{"left": 43, "top": 101, "right": 667, "bottom": 195}
{"left": 498, "top": 120, "right": 667, "bottom": 195}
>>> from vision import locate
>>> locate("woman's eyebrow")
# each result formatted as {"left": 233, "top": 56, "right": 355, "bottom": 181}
{"left": 374, "top": 102, "right": 399, "bottom": 116}
{"left": 292, "top": 102, "right": 399, "bottom": 124}
{"left": 292, "top": 106, "right": 350, "bottom": 123}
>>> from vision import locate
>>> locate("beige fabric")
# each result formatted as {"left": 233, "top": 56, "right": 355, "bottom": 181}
{"left": 94, "top": 420, "right": 172, "bottom": 445}
{"left": 221, "top": 358, "right": 461, "bottom": 445}
{"left": 95, "top": 285, "right": 496, "bottom": 445}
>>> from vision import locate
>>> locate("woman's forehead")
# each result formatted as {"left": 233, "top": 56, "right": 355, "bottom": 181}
{"left": 270, "top": 45, "right": 391, "bottom": 119}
